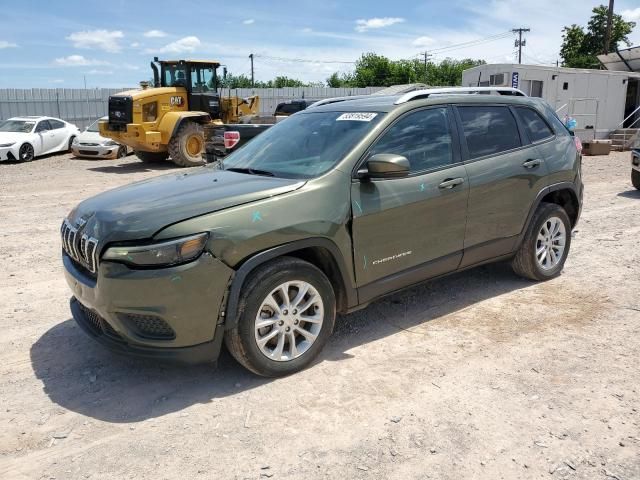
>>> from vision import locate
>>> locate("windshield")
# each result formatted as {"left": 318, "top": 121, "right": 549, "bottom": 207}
{"left": 222, "top": 111, "right": 384, "bottom": 179}
{"left": 86, "top": 119, "right": 100, "bottom": 132}
{"left": 0, "top": 120, "right": 35, "bottom": 133}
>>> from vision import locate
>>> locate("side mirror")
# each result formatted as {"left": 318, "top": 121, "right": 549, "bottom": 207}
{"left": 358, "top": 153, "right": 410, "bottom": 179}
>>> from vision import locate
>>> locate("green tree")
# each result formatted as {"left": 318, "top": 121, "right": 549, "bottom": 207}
{"left": 560, "top": 5, "right": 636, "bottom": 68}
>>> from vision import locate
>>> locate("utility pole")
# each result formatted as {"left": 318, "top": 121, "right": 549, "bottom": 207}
{"left": 512, "top": 28, "right": 530, "bottom": 64}
{"left": 249, "top": 53, "right": 254, "bottom": 88}
{"left": 603, "top": 0, "right": 615, "bottom": 54}
{"left": 421, "top": 51, "right": 433, "bottom": 85}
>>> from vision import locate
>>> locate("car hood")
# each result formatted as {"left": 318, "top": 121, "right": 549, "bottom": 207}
{"left": 76, "top": 131, "right": 104, "bottom": 143}
{"left": 0, "top": 131, "right": 30, "bottom": 143}
{"left": 67, "top": 167, "right": 305, "bottom": 245}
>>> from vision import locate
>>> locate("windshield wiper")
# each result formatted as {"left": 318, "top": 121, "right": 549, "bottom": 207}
{"left": 225, "top": 167, "right": 275, "bottom": 177}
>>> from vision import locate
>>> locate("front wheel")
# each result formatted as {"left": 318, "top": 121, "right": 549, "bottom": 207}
{"left": 168, "top": 122, "right": 205, "bottom": 167}
{"left": 116, "top": 146, "right": 127, "bottom": 159}
{"left": 225, "top": 257, "right": 336, "bottom": 377}
{"left": 632, "top": 169, "right": 640, "bottom": 190}
{"left": 19, "top": 143, "right": 34, "bottom": 162}
{"left": 511, "top": 202, "right": 572, "bottom": 281}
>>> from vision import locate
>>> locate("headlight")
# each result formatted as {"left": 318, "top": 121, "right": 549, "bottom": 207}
{"left": 101, "top": 140, "right": 118, "bottom": 146}
{"left": 0, "top": 142, "right": 15, "bottom": 147}
{"left": 103, "top": 233, "right": 209, "bottom": 267}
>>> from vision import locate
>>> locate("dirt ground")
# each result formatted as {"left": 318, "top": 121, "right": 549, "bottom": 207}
{"left": 0, "top": 151, "right": 638, "bottom": 480}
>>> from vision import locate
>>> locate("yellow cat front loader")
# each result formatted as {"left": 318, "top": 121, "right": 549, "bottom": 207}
{"left": 99, "top": 58, "right": 259, "bottom": 167}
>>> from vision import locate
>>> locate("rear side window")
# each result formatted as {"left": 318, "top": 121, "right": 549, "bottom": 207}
{"left": 458, "top": 106, "right": 521, "bottom": 159}
{"left": 48, "top": 119, "right": 65, "bottom": 129}
{"left": 515, "top": 107, "right": 553, "bottom": 143}
{"left": 369, "top": 107, "right": 453, "bottom": 173}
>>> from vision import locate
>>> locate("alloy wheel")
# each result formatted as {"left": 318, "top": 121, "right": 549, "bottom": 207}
{"left": 254, "top": 280, "right": 324, "bottom": 362}
{"left": 536, "top": 216, "right": 566, "bottom": 270}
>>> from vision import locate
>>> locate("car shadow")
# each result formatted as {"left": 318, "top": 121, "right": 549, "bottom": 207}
{"left": 88, "top": 161, "right": 178, "bottom": 174}
{"left": 31, "top": 262, "right": 531, "bottom": 423}
{"left": 617, "top": 189, "right": 640, "bottom": 199}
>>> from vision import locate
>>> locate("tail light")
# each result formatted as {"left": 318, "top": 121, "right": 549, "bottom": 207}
{"left": 223, "top": 131, "right": 240, "bottom": 150}
{"left": 573, "top": 136, "right": 583, "bottom": 154}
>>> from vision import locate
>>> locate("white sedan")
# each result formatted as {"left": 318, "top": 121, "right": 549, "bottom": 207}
{"left": 0, "top": 116, "right": 81, "bottom": 162}
{"left": 71, "top": 117, "right": 132, "bottom": 159}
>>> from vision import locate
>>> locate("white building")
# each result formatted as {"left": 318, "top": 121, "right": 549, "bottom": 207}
{"left": 462, "top": 63, "right": 640, "bottom": 140}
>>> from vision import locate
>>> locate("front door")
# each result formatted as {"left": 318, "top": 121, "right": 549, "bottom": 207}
{"left": 455, "top": 104, "right": 550, "bottom": 267}
{"left": 188, "top": 65, "right": 221, "bottom": 119}
{"left": 34, "top": 120, "right": 57, "bottom": 154}
{"left": 351, "top": 106, "right": 469, "bottom": 301}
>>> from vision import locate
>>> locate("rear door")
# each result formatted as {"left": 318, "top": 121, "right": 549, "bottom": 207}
{"left": 351, "top": 106, "right": 469, "bottom": 299}
{"left": 455, "top": 104, "right": 549, "bottom": 267}
{"left": 47, "top": 119, "right": 69, "bottom": 151}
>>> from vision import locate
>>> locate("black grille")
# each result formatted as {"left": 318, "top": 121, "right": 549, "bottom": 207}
{"left": 79, "top": 150, "right": 99, "bottom": 155}
{"left": 119, "top": 313, "right": 176, "bottom": 340}
{"left": 108, "top": 95, "right": 133, "bottom": 125}
{"left": 61, "top": 219, "right": 98, "bottom": 274}
{"left": 77, "top": 303, "right": 122, "bottom": 340}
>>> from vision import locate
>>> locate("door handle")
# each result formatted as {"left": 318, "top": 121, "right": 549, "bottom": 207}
{"left": 438, "top": 177, "right": 465, "bottom": 189}
{"left": 522, "top": 159, "right": 542, "bottom": 169}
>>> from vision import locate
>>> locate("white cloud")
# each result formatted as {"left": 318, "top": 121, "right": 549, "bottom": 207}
{"left": 0, "top": 40, "right": 17, "bottom": 49}
{"left": 412, "top": 36, "right": 436, "bottom": 48}
{"left": 149, "top": 36, "right": 201, "bottom": 54}
{"left": 144, "top": 30, "right": 167, "bottom": 38}
{"left": 243, "top": 19, "right": 255, "bottom": 25}
{"left": 130, "top": 42, "right": 140, "bottom": 48}
{"left": 86, "top": 69, "right": 113, "bottom": 75}
{"left": 622, "top": 8, "right": 640, "bottom": 22}
{"left": 54, "top": 55, "right": 110, "bottom": 66}
{"left": 355, "top": 17, "right": 405, "bottom": 33}
{"left": 67, "top": 30, "right": 124, "bottom": 53}
{"left": 301, "top": 27, "right": 313, "bottom": 33}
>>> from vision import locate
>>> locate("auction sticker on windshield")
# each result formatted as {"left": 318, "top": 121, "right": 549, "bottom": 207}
{"left": 336, "top": 113, "right": 378, "bottom": 122}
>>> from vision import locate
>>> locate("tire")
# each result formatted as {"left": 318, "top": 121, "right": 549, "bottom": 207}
{"left": 135, "top": 150, "right": 168, "bottom": 163}
{"left": 116, "top": 146, "right": 127, "bottom": 159}
{"left": 168, "top": 121, "right": 205, "bottom": 167}
{"left": 19, "top": 143, "right": 34, "bottom": 162}
{"left": 225, "top": 257, "right": 336, "bottom": 377}
{"left": 632, "top": 169, "right": 640, "bottom": 190}
{"left": 67, "top": 136, "right": 76, "bottom": 152}
{"left": 511, "top": 202, "right": 572, "bottom": 281}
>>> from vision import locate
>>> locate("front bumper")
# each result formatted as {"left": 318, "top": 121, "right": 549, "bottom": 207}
{"left": 72, "top": 145, "right": 120, "bottom": 159}
{"left": 63, "top": 251, "right": 234, "bottom": 363}
{"left": 0, "top": 145, "right": 19, "bottom": 161}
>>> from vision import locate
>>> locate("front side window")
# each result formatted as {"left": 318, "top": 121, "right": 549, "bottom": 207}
{"left": 222, "top": 111, "right": 385, "bottom": 179}
{"left": 35, "top": 120, "right": 51, "bottom": 132}
{"left": 458, "top": 106, "right": 521, "bottom": 159}
{"left": 162, "top": 64, "right": 187, "bottom": 87}
{"left": 515, "top": 107, "right": 554, "bottom": 143}
{"left": 0, "top": 120, "right": 35, "bottom": 133}
{"left": 369, "top": 107, "right": 453, "bottom": 173}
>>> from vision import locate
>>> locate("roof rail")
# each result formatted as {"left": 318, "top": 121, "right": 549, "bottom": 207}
{"left": 307, "top": 95, "right": 372, "bottom": 108}
{"left": 394, "top": 87, "right": 527, "bottom": 104}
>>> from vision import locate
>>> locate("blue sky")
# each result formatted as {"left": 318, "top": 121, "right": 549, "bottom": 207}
{"left": 1, "top": 0, "right": 639, "bottom": 88}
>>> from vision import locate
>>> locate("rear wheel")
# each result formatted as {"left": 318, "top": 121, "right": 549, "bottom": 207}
{"left": 19, "top": 143, "right": 34, "bottom": 162}
{"left": 511, "top": 202, "right": 572, "bottom": 281}
{"left": 632, "top": 169, "right": 640, "bottom": 190}
{"left": 67, "top": 136, "right": 76, "bottom": 152}
{"left": 135, "top": 150, "right": 168, "bottom": 163}
{"left": 225, "top": 257, "right": 336, "bottom": 377}
{"left": 168, "top": 121, "right": 205, "bottom": 167}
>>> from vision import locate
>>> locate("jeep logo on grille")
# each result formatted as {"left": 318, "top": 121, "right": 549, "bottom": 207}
{"left": 61, "top": 219, "right": 99, "bottom": 274}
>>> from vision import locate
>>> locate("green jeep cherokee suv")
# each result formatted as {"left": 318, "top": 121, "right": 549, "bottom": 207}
{"left": 61, "top": 87, "right": 583, "bottom": 376}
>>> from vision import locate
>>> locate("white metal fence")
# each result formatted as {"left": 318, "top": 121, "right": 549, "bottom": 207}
{"left": 0, "top": 87, "right": 384, "bottom": 129}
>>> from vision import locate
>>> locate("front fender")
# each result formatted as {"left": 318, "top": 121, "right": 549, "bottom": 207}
{"left": 158, "top": 112, "right": 211, "bottom": 144}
